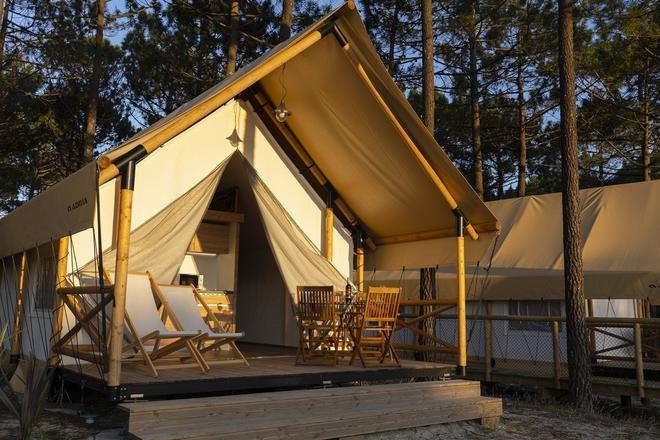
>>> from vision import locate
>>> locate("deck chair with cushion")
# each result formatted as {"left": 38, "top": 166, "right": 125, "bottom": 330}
{"left": 153, "top": 283, "right": 249, "bottom": 366}
{"left": 295, "top": 286, "right": 341, "bottom": 365}
{"left": 350, "top": 286, "right": 402, "bottom": 368}
{"left": 110, "top": 272, "right": 210, "bottom": 377}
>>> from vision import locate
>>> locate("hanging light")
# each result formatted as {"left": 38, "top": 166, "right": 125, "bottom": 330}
{"left": 274, "top": 100, "right": 292, "bottom": 123}
{"left": 273, "top": 64, "right": 292, "bottom": 123}
{"left": 226, "top": 100, "right": 242, "bottom": 147}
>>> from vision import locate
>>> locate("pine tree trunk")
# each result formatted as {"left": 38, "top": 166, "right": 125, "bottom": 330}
{"left": 517, "top": 51, "right": 527, "bottom": 197}
{"left": 386, "top": 0, "right": 401, "bottom": 76}
{"left": 421, "top": 0, "right": 434, "bottom": 134}
{"left": 82, "top": 0, "right": 105, "bottom": 164}
{"left": 417, "top": 267, "right": 436, "bottom": 362}
{"left": 640, "top": 57, "right": 651, "bottom": 181}
{"left": 558, "top": 0, "right": 593, "bottom": 412}
{"left": 278, "top": 0, "right": 293, "bottom": 42}
{"left": 0, "top": 0, "right": 11, "bottom": 67}
{"left": 227, "top": 0, "right": 240, "bottom": 76}
{"left": 469, "top": 3, "right": 483, "bottom": 199}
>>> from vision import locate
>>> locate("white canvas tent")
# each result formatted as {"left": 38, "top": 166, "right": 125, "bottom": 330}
{"left": 438, "top": 179, "right": 660, "bottom": 302}
{"left": 0, "top": 2, "right": 498, "bottom": 371}
{"left": 377, "top": 180, "right": 659, "bottom": 303}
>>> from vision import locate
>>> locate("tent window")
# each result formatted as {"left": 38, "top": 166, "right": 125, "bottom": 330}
{"left": 508, "top": 300, "right": 562, "bottom": 332}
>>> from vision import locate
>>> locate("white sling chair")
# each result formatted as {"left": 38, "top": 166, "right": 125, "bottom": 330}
{"left": 154, "top": 283, "right": 249, "bottom": 366}
{"left": 111, "top": 272, "right": 210, "bottom": 377}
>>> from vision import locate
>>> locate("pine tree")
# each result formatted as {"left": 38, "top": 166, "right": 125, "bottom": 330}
{"left": 558, "top": 0, "right": 593, "bottom": 411}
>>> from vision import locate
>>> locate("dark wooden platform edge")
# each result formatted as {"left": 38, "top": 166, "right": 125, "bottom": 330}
{"left": 57, "top": 363, "right": 455, "bottom": 401}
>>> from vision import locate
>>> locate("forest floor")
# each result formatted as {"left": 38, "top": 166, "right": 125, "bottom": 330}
{"left": 0, "top": 392, "right": 658, "bottom": 439}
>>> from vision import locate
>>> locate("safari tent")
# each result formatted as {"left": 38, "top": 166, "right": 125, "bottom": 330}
{"left": 0, "top": 2, "right": 498, "bottom": 399}
{"left": 382, "top": 180, "right": 659, "bottom": 383}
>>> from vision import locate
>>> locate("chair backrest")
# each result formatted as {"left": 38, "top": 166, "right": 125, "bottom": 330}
{"left": 296, "top": 286, "right": 337, "bottom": 322}
{"left": 364, "top": 287, "right": 401, "bottom": 324}
{"left": 122, "top": 273, "right": 171, "bottom": 337}
{"left": 158, "top": 285, "right": 211, "bottom": 333}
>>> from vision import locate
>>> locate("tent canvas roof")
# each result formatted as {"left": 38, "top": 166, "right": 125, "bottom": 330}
{"left": 0, "top": 1, "right": 497, "bottom": 266}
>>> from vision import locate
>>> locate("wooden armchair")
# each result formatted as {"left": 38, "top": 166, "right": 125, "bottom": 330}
{"left": 295, "top": 286, "right": 341, "bottom": 365}
{"left": 350, "top": 286, "right": 402, "bottom": 368}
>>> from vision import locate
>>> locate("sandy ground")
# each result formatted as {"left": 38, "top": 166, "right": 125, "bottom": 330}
{"left": 0, "top": 397, "right": 657, "bottom": 439}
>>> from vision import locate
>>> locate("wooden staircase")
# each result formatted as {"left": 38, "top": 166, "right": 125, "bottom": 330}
{"left": 120, "top": 379, "right": 502, "bottom": 439}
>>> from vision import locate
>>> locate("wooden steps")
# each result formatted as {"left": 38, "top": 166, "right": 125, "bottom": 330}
{"left": 120, "top": 380, "right": 502, "bottom": 439}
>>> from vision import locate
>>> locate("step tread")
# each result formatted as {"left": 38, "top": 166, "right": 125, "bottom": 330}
{"left": 137, "top": 397, "right": 501, "bottom": 438}
{"left": 121, "top": 379, "right": 477, "bottom": 413}
{"left": 135, "top": 395, "right": 502, "bottom": 440}
{"left": 128, "top": 384, "right": 481, "bottom": 432}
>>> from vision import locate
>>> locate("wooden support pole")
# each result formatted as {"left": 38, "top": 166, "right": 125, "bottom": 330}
{"left": 49, "top": 236, "right": 69, "bottom": 366}
{"left": 356, "top": 247, "right": 364, "bottom": 292}
{"left": 552, "top": 320, "right": 561, "bottom": 389}
{"left": 107, "top": 186, "right": 134, "bottom": 388}
{"left": 323, "top": 207, "right": 333, "bottom": 261}
{"left": 456, "top": 219, "right": 467, "bottom": 375}
{"left": 10, "top": 251, "right": 27, "bottom": 363}
{"left": 484, "top": 302, "right": 492, "bottom": 382}
{"left": 634, "top": 323, "right": 645, "bottom": 399}
{"left": 336, "top": 35, "right": 483, "bottom": 241}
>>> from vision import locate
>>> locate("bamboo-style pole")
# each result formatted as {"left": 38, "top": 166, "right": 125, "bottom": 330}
{"left": 456, "top": 219, "right": 467, "bottom": 375}
{"left": 484, "top": 302, "right": 492, "bottom": 382}
{"left": 634, "top": 323, "right": 645, "bottom": 399}
{"left": 552, "top": 320, "right": 561, "bottom": 389}
{"left": 107, "top": 187, "right": 134, "bottom": 387}
{"left": 49, "top": 236, "right": 69, "bottom": 366}
{"left": 323, "top": 207, "right": 333, "bottom": 261}
{"left": 355, "top": 247, "right": 364, "bottom": 292}
{"left": 10, "top": 251, "right": 27, "bottom": 363}
{"left": 335, "top": 35, "right": 481, "bottom": 241}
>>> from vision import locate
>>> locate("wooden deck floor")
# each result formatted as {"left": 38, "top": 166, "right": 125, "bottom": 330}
{"left": 58, "top": 344, "right": 454, "bottom": 400}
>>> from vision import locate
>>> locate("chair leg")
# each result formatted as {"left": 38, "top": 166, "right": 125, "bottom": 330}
{"left": 230, "top": 340, "right": 250, "bottom": 367}
{"left": 186, "top": 339, "right": 209, "bottom": 373}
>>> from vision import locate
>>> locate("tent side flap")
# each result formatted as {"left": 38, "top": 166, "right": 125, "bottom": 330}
{"left": 0, "top": 163, "right": 97, "bottom": 258}
{"left": 246, "top": 160, "right": 347, "bottom": 297}
{"left": 84, "top": 158, "right": 230, "bottom": 283}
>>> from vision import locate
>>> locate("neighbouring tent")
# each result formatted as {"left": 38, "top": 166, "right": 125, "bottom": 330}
{"left": 408, "top": 180, "right": 659, "bottom": 301}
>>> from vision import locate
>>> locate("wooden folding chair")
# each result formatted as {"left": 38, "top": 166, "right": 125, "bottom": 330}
{"left": 295, "top": 286, "right": 341, "bottom": 365}
{"left": 152, "top": 282, "right": 249, "bottom": 367}
{"left": 110, "top": 272, "right": 209, "bottom": 377}
{"left": 350, "top": 286, "right": 402, "bottom": 368}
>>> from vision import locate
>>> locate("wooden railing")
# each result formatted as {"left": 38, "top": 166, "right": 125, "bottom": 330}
{"left": 430, "top": 313, "right": 660, "bottom": 398}
{"left": 394, "top": 300, "right": 458, "bottom": 354}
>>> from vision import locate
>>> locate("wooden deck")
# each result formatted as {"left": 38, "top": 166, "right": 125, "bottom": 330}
{"left": 58, "top": 344, "right": 454, "bottom": 401}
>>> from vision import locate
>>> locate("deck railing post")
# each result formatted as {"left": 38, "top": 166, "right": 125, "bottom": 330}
{"left": 10, "top": 251, "right": 27, "bottom": 363}
{"left": 552, "top": 320, "right": 561, "bottom": 389}
{"left": 49, "top": 236, "right": 69, "bottom": 366}
{"left": 634, "top": 323, "right": 645, "bottom": 401}
{"left": 587, "top": 299, "right": 596, "bottom": 360}
{"left": 484, "top": 302, "right": 492, "bottom": 382}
